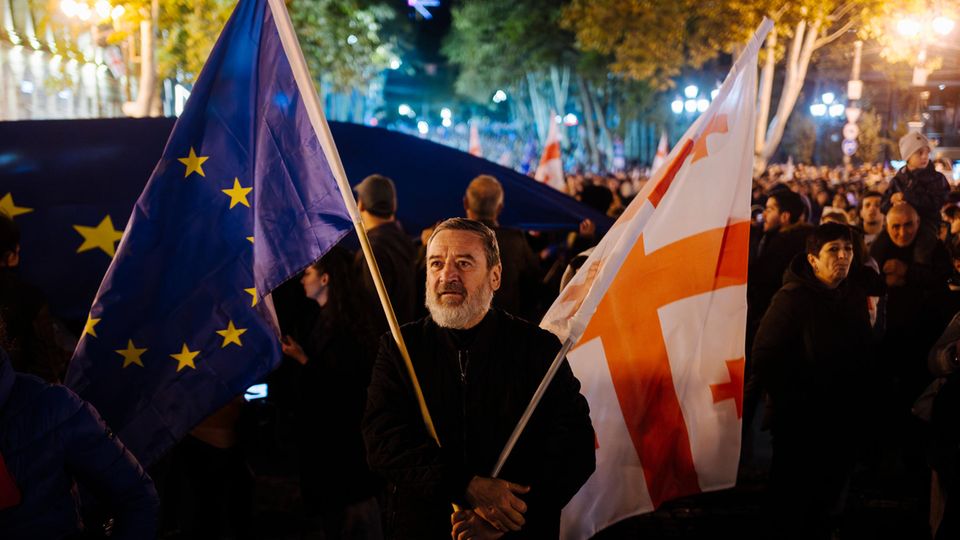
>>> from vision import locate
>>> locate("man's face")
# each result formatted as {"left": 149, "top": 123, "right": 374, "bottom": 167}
{"left": 860, "top": 196, "right": 883, "bottom": 232}
{"left": 808, "top": 239, "right": 854, "bottom": 288}
{"left": 425, "top": 229, "right": 501, "bottom": 329}
{"left": 907, "top": 146, "right": 931, "bottom": 170}
{"left": 763, "top": 198, "right": 784, "bottom": 232}
{"left": 887, "top": 211, "right": 919, "bottom": 248}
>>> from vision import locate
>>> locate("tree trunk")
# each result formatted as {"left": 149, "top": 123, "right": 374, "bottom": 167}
{"left": 122, "top": 2, "right": 158, "bottom": 118}
{"left": 755, "top": 25, "right": 776, "bottom": 164}
{"left": 756, "top": 19, "right": 820, "bottom": 172}
{"left": 589, "top": 80, "right": 614, "bottom": 169}
{"left": 550, "top": 65, "right": 570, "bottom": 144}
{"left": 527, "top": 72, "right": 550, "bottom": 143}
{"left": 577, "top": 75, "right": 600, "bottom": 171}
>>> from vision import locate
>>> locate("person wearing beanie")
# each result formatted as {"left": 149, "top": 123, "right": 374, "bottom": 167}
{"left": 352, "top": 174, "right": 417, "bottom": 341}
{"left": 882, "top": 131, "right": 950, "bottom": 235}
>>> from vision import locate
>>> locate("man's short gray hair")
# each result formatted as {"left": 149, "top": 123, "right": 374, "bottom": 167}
{"left": 427, "top": 218, "right": 500, "bottom": 269}
{"left": 465, "top": 175, "right": 504, "bottom": 220}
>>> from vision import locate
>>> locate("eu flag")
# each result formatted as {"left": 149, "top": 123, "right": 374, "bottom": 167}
{"left": 65, "top": 0, "right": 352, "bottom": 466}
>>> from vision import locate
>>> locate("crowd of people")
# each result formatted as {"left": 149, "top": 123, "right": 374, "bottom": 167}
{"left": 3, "top": 126, "right": 960, "bottom": 539}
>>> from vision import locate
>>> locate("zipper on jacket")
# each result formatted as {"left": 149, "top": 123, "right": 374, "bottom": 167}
{"left": 457, "top": 350, "right": 470, "bottom": 384}
{"left": 458, "top": 350, "right": 470, "bottom": 462}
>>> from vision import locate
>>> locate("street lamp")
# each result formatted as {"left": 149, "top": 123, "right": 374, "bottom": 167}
{"left": 932, "top": 16, "right": 955, "bottom": 35}
{"left": 896, "top": 12, "right": 955, "bottom": 87}
{"left": 671, "top": 83, "right": 720, "bottom": 116}
{"left": 895, "top": 12, "right": 955, "bottom": 130}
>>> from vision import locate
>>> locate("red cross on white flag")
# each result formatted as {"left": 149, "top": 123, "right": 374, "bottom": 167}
{"left": 547, "top": 20, "right": 773, "bottom": 540}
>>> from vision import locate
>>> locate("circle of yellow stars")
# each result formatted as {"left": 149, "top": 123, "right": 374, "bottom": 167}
{"left": 77, "top": 144, "right": 264, "bottom": 372}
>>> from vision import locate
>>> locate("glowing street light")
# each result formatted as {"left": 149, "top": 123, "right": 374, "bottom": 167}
{"left": 821, "top": 92, "right": 835, "bottom": 105}
{"left": 933, "top": 16, "right": 956, "bottom": 35}
{"left": 60, "top": 0, "right": 78, "bottom": 17}
{"left": 492, "top": 89, "right": 507, "bottom": 103}
{"left": 95, "top": 0, "right": 111, "bottom": 20}
{"left": 684, "top": 99, "right": 697, "bottom": 113}
{"left": 828, "top": 103, "right": 845, "bottom": 117}
{"left": 684, "top": 85, "right": 698, "bottom": 98}
{"left": 389, "top": 57, "right": 402, "bottom": 70}
{"left": 810, "top": 103, "right": 827, "bottom": 117}
{"left": 398, "top": 103, "right": 414, "bottom": 117}
{"left": 897, "top": 18, "right": 921, "bottom": 37}
{"left": 76, "top": 3, "right": 92, "bottom": 21}
{"left": 417, "top": 121, "right": 429, "bottom": 135}
{"left": 440, "top": 107, "right": 451, "bottom": 119}
{"left": 671, "top": 99, "right": 684, "bottom": 114}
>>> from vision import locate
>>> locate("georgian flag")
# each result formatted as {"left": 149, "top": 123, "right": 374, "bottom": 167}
{"left": 544, "top": 20, "right": 773, "bottom": 540}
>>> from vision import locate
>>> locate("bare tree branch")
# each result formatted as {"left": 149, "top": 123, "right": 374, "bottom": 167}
{"left": 815, "top": 17, "right": 858, "bottom": 49}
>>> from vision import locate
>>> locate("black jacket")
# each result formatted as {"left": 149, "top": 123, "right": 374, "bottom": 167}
{"left": 0, "top": 349, "right": 158, "bottom": 539}
{"left": 295, "top": 307, "right": 378, "bottom": 507}
{"left": 483, "top": 222, "right": 542, "bottom": 322}
{"left": 882, "top": 163, "right": 950, "bottom": 227}
{"left": 355, "top": 221, "right": 417, "bottom": 338}
{"left": 362, "top": 309, "right": 595, "bottom": 539}
{"left": 752, "top": 255, "right": 878, "bottom": 438}
{"left": 869, "top": 227, "right": 952, "bottom": 333}
{"left": 747, "top": 223, "right": 814, "bottom": 336}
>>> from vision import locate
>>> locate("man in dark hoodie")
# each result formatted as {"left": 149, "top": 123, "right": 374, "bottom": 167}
{"left": 753, "top": 223, "right": 880, "bottom": 539}
{"left": 883, "top": 131, "right": 950, "bottom": 236}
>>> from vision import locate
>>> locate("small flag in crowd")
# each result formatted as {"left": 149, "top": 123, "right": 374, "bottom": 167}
{"left": 652, "top": 130, "right": 669, "bottom": 173}
{"left": 65, "top": 0, "right": 352, "bottom": 466}
{"left": 535, "top": 113, "right": 565, "bottom": 191}
{"left": 469, "top": 121, "right": 483, "bottom": 157}
{"left": 542, "top": 20, "right": 772, "bottom": 540}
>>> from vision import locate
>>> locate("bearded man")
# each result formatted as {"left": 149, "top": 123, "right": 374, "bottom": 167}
{"left": 362, "top": 218, "right": 595, "bottom": 540}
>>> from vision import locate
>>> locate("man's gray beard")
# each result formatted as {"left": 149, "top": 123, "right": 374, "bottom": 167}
{"left": 425, "top": 282, "right": 494, "bottom": 329}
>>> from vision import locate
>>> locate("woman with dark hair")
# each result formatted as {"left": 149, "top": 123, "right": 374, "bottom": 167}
{"left": 753, "top": 223, "right": 882, "bottom": 539}
{"left": 281, "top": 247, "right": 382, "bottom": 540}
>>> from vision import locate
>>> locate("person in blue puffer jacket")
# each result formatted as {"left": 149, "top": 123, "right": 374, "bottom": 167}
{"left": 0, "top": 346, "right": 159, "bottom": 539}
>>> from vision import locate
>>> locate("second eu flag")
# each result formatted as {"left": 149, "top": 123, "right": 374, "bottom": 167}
{"left": 65, "top": 0, "right": 352, "bottom": 466}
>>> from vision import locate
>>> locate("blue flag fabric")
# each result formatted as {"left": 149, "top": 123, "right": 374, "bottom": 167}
{"left": 65, "top": 0, "right": 352, "bottom": 466}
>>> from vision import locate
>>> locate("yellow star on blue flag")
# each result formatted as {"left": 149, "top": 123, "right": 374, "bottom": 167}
{"left": 222, "top": 178, "right": 253, "bottom": 209}
{"left": 64, "top": 0, "right": 352, "bottom": 468}
{"left": 178, "top": 147, "right": 209, "bottom": 178}
{"left": 74, "top": 216, "right": 124, "bottom": 257}
{"left": 0, "top": 193, "right": 33, "bottom": 218}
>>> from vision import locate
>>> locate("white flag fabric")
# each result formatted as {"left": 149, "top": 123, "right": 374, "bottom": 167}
{"left": 545, "top": 20, "right": 772, "bottom": 540}
{"left": 535, "top": 115, "right": 566, "bottom": 191}
{"left": 651, "top": 130, "right": 669, "bottom": 173}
